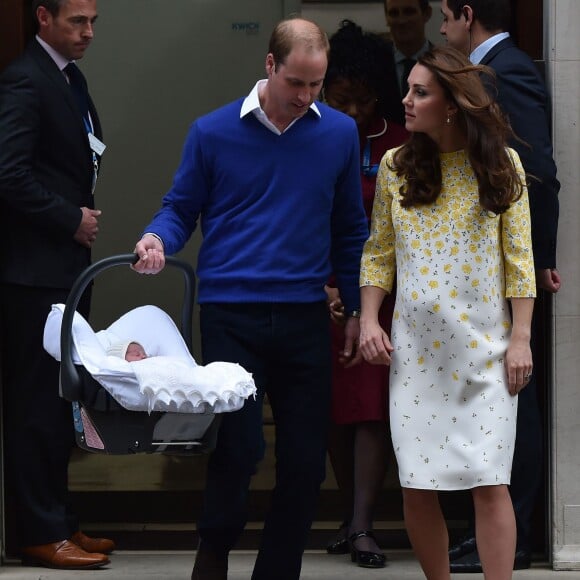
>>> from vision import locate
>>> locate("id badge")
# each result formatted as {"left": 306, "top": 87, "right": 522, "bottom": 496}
{"left": 88, "top": 133, "right": 106, "bottom": 156}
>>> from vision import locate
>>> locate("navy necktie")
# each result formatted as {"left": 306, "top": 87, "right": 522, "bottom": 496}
{"left": 401, "top": 58, "right": 416, "bottom": 98}
{"left": 65, "top": 62, "right": 89, "bottom": 120}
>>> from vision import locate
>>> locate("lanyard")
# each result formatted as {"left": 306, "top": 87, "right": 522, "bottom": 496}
{"left": 361, "top": 118, "right": 388, "bottom": 178}
{"left": 83, "top": 116, "right": 99, "bottom": 194}
{"left": 362, "top": 138, "right": 379, "bottom": 177}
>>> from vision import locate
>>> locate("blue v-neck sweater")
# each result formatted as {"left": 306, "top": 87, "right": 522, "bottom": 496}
{"left": 144, "top": 99, "right": 368, "bottom": 311}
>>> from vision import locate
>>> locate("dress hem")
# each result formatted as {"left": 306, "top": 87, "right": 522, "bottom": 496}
{"left": 399, "top": 479, "right": 511, "bottom": 491}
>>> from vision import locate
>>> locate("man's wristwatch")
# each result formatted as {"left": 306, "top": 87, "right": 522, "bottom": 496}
{"left": 348, "top": 309, "right": 361, "bottom": 318}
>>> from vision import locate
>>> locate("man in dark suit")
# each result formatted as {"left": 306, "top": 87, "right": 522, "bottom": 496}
{"left": 0, "top": 0, "right": 114, "bottom": 569}
{"left": 382, "top": 0, "right": 433, "bottom": 124}
{"left": 440, "top": 0, "right": 561, "bottom": 572}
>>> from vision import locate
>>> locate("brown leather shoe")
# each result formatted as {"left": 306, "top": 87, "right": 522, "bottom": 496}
{"left": 21, "top": 540, "right": 110, "bottom": 569}
{"left": 71, "top": 530, "right": 115, "bottom": 554}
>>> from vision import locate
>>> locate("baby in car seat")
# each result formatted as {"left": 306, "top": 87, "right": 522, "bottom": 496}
{"left": 107, "top": 340, "right": 148, "bottom": 362}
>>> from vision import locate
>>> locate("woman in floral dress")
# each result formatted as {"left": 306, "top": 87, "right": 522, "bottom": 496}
{"left": 359, "top": 46, "right": 535, "bottom": 579}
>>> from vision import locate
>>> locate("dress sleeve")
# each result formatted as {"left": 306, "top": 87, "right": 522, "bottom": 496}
{"left": 501, "top": 148, "right": 536, "bottom": 298}
{"left": 360, "top": 148, "right": 397, "bottom": 292}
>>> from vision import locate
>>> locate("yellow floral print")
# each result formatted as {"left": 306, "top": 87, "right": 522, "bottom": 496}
{"left": 360, "top": 148, "right": 534, "bottom": 492}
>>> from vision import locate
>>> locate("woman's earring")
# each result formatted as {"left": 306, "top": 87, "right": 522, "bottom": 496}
{"left": 446, "top": 115, "right": 452, "bottom": 125}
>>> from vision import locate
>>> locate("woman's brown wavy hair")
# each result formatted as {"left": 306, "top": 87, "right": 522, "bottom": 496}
{"left": 391, "top": 46, "right": 524, "bottom": 214}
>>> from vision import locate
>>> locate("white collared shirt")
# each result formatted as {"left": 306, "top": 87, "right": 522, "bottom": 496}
{"left": 240, "top": 80, "right": 321, "bottom": 135}
{"left": 36, "top": 34, "right": 70, "bottom": 73}
{"left": 470, "top": 32, "right": 510, "bottom": 64}
{"left": 36, "top": 35, "right": 97, "bottom": 177}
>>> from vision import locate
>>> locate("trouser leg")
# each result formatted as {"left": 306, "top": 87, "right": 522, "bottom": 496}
{"left": 510, "top": 305, "right": 543, "bottom": 553}
{"left": 252, "top": 302, "right": 331, "bottom": 580}
{"left": 1, "top": 285, "right": 89, "bottom": 546}
{"left": 197, "top": 302, "right": 331, "bottom": 580}
{"left": 196, "top": 304, "right": 269, "bottom": 552}
{"left": 509, "top": 376, "right": 542, "bottom": 552}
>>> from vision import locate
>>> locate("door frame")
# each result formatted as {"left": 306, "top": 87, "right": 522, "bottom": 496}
{"left": 0, "top": 0, "right": 551, "bottom": 559}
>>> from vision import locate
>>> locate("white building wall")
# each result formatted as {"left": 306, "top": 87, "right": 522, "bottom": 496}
{"left": 545, "top": 0, "right": 580, "bottom": 570}
{"left": 1, "top": 0, "right": 578, "bottom": 569}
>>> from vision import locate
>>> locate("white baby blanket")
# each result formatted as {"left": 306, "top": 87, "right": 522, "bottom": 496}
{"left": 43, "top": 304, "right": 256, "bottom": 414}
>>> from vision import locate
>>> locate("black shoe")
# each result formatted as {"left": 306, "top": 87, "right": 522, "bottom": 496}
{"left": 449, "top": 549, "right": 531, "bottom": 573}
{"left": 349, "top": 530, "right": 386, "bottom": 569}
{"left": 449, "top": 550, "right": 482, "bottom": 574}
{"left": 191, "top": 541, "right": 228, "bottom": 580}
{"left": 513, "top": 550, "right": 532, "bottom": 570}
{"left": 448, "top": 534, "right": 476, "bottom": 561}
{"left": 326, "top": 520, "right": 350, "bottom": 555}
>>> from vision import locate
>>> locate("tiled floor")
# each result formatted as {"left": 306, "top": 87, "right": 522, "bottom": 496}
{"left": 2, "top": 551, "right": 580, "bottom": 579}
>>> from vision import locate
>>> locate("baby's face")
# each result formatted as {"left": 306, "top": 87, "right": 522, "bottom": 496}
{"left": 125, "top": 342, "right": 148, "bottom": 361}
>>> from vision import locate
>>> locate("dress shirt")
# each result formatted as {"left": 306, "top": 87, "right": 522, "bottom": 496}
{"left": 470, "top": 32, "right": 510, "bottom": 64}
{"left": 36, "top": 35, "right": 95, "bottom": 134}
{"left": 35, "top": 34, "right": 69, "bottom": 72}
{"left": 240, "top": 80, "right": 321, "bottom": 135}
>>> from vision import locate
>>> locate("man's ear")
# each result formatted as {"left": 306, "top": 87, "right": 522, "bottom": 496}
{"left": 462, "top": 5, "right": 474, "bottom": 29}
{"left": 423, "top": 4, "right": 433, "bottom": 23}
{"left": 36, "top": 6, "right": 50, "bottom": 28}
{"left": 265, "top": 54, "right": 276, "bottom": 76}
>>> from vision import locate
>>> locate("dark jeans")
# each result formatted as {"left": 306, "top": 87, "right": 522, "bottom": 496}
{"left": 197, "top": 302, "right": 331, "bottom": 580}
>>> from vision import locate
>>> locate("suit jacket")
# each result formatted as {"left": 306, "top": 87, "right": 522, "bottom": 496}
{"left": 0, "top": 39, "right": 102, "bottom": 288}
{"left": 480, "top": 37, "right": 559, "bottom": 269}
{"left": 383, "top": 40, "right": 434, "bottom": 127}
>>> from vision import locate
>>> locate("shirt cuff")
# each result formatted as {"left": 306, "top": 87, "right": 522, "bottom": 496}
{"left": 143, "top": 232, "right": 165, "bottom": 248}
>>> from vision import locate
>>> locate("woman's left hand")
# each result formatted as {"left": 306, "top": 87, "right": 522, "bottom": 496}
{"left": 505, "top": 337, "right": 533, "bottom": 396}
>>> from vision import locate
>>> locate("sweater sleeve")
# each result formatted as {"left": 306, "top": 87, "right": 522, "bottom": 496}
{"left": 142, "top": 122, "right": 209, "bottom": 255}
{"left": 330, "top": 124, "right": 369, "bottom": 312}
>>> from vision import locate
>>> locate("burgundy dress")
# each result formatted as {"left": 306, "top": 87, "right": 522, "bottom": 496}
{"left": 331, "top": 117, "right": 408, "bottom": 425}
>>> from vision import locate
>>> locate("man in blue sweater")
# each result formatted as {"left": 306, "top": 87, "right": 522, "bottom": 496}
{"left": 133, "top": 17, "right": 368, "bottom": 580}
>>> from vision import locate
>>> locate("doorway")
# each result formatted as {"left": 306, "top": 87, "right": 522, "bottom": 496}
{"left": 0, "top": 0, "right": 550, "bottom": 559}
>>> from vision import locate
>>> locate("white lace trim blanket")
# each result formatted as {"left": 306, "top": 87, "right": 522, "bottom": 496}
{"left": 43, "top": 304, "right": 256, "bottom": 414}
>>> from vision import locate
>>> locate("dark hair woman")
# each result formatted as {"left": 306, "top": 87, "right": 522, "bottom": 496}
{"left": 359, "top": 45, "right": 535, "bottom": 579}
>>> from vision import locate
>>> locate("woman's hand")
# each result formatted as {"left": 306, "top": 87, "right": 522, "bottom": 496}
{"left": 505, "top": 336, "right": 533, "bottom": 396}
{"left": 359, "top": 285, "right": 392, "bottom": 365}
{"left": 359, "top": 318, "right": 393, "bottom": 365}
{"left": 506, "top": 297, "right": 534, "bottom": 396}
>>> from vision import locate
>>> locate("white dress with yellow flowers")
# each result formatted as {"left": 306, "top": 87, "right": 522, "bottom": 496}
{"left": 360, "top": 148, "right": 535, "bottom": 490}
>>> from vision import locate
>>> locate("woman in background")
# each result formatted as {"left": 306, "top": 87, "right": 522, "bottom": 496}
{"left": 323, "top": 19, "right": 408, "bottom": 569}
